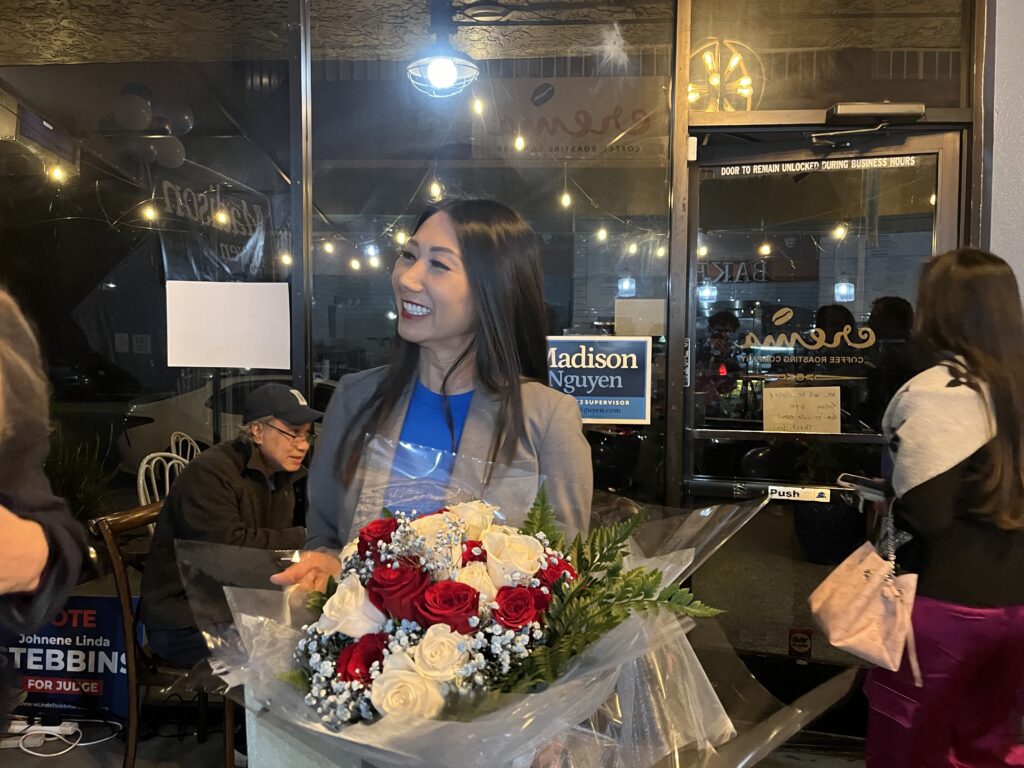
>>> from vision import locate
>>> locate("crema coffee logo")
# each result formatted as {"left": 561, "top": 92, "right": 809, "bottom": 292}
{"left": 741, "top": 307, "right": 876, "bottom": 352}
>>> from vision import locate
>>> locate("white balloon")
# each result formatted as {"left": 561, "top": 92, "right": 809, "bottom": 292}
{"left": 114, "top": 93, "right": 152, "bottom": 132}
{"left": 153, "top": 136, "right": 185, "bottom": 168}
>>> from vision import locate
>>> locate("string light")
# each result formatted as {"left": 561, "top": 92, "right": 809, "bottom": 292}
{"left": 214, "top": 210, "right": 230, "bottom": 226}
{"left": 472, "top": 98, "right": 484, "bottom": 115}
{"left": 364, "top": 244, "right": 379, "bottom": 257}
{"left": 349, "top": 258, "right": 361, "bottom": 271}
{"left": 429, "top": 180, "right": 444, "bottom": 201}
{"left": 514, "top": 135, "right": 526, "bottom": 152}
{"left": 628, "top": 242, "right": 638, "bottom": 255}
{"left": 758, "top": 242, "right": 772, "bottom": 256}
{"left": 697, "top": 245, "right": 709, "bottom": 257}
{"left": 832, "top": 222, "right": 848, "bottom": 240}
{"left": 929, "top": 193, "right": 937, "bottom": 206}
{"left": 280, "top": 252, "right": 293, "bottom": 266}
{"left": 656, "top": 246, "right": 667, "bottom": 258}
{"left": 368, "top": 255, "right": 381, "bottom": 269}
{"left": 387, "top": 311, "right": 398, "bottom": 320}
{"left": 560, "top": 191, "right": 572, "bottom": 208}
{"left": 141, "top": 205, "right": 157, "bottom": 221}
{"left": 395, "top": 230, "right": 409, "bottom": 245}
{"left": 323, "top": 241, "right": 335, "bottom": 254}
{"left": 47, "top": 165, "right": 66, "bottom": 183}
{"left": 596, "top": 227, "right": 608, "bottom": 241}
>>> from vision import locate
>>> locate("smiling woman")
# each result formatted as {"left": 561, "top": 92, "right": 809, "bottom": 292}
{"left": 276, "top": 199, "right": 594, "bottom": 592}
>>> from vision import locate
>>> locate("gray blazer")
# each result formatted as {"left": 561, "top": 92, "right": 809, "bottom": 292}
{"left": 306, "top": 366, "right": 593, "bottom": 549}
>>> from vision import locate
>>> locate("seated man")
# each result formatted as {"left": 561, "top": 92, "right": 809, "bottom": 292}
{"left": 141, "top": 383, "right": 321, "bottom": 666}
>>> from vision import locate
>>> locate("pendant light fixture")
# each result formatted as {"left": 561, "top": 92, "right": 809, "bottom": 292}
{"left": 407, "top": 0, "right": 480, "bottom": 98}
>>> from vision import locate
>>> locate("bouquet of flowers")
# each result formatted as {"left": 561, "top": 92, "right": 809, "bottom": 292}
{"left": 289, "top": 489, "right": 721, "bottom": 730}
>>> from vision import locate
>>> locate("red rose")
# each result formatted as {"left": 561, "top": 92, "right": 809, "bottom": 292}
{"left": 461, "top": 540, "right": 487, "bottom": 565}
{"left": 335, "top": 632, "right": 388, "bottom": 686}
{"left": 530, "top": 586, "right": 552, "bottom": 614}
{"left": 417, "top": 580, "right": 480, "bottom": 634}
{"left": 365, "top": 562, "right": 431, "bottom": 622}
{"left": 536, "top": 556, "right": 577, "bottom": 590}
{"left": 493, "top": 586, "right": 541, "bottom": 630}
{"left": 358, "top": 518, "right": 399, "bottom": 561}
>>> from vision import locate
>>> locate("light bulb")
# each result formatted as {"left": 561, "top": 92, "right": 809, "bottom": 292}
{"left": 832, "top": 223, "right": 848, "bottom": 240}
{"left": 395, "top": 230, "right": 409, "bottom": 245}
{"left": 697, "top": 245, "right": 709, "bottom": 258}
{"left": 280, "top": 252, "right": 293, "bottom": 266}
{"left": 560, "top": 191, "right": 572, "bottom": 208}
{"left": 656, "top": 246, "right": 667, "bottom": 258}
{"left": 758, "top": 242, "right": 772, "bottom": 256}
{"left": 214, "top": 209, "right": 230, "bottom": 226}
{"left": 697, "top": 283, "right": 718, "bottom": 303}
{"left": 726, "top": 53, "right": 742, "bottom": 73}
{"left": 426, "top": 57, "right": 458, "bottom": 90}
{"left": 141, "top": 205, "right": 157, "bottom": 220}
{"left": 429, "top": 181, "right": 443, "bottom": 200}
{"left": 364, "top": 244, "right": 379, "bottom": 257}
{"left": 929, "top": 193, "right": 937, "bottom": 206}
{"left": 387, "top": 311, "right": 398, "bottom": 320}
{"left": 688, "top": 90, "right": 701, "bottom": 103}
{"left": 596, "top": 227, "right": 608, "bottom": 242}
{"left": 737, "top": 86, "right": 753, "bottom": 97}
{"left": 368, "top": 255, "right": 381, "bottom": 269}
{"left": 47, "top": 165, "right": 66, "bottom": 182}
{"left": 703, "top": 51, "right": 715, "bottom": 72}
{"left": 628, "top": 242, "right": 638, "bottom": 255}
{"left": 349, "top": 258, "right": 362, "bottom": 271}
{"left": 709, "top": 73, "right": 721, "bottom": 87}
{"left": 323, "top": 241, "right": 335, "bottom": 254}
{"left": 514, "top": 134, "right": 526, "bottom": 152}
{"left": 834, "top": 278, "right": 855, "bottom": 303}
{"left": 472, "top": 98, "right": 484, "bottom": 115}
{"left": 739, "top": 75, "right": 752, "bottom": 87}
{"left": 617, "top": 276, "right": 636, "bottom": 297}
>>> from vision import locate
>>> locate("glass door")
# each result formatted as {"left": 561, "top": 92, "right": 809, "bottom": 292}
{"left": 684, "top": 131, "right": 960, "bottom": 498}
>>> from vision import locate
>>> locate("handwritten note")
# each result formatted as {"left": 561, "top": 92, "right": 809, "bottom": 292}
{"left": 763, "top": 386, "right": 841, "bottom": 433}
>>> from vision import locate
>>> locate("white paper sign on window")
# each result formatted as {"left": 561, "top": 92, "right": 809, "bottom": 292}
{"left": 763, "top": 386, "right": 841, "bottom": 434}
{"left": 166, "top": 281, "right": 290, "bottom": 370}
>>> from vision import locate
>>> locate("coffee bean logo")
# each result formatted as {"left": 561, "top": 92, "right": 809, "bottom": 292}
{"left": 531, "top": 82, "right": 555, "bottom": 107}
{"left": 772, "top": 307, "right": 794, "bottom": 326}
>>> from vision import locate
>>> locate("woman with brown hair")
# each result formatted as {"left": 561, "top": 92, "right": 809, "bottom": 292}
{"left": 0, "top": 288, "right": 87, "bottom": 725}
{"left": 865, "top": 249, "right": 1024, "bottom": 766}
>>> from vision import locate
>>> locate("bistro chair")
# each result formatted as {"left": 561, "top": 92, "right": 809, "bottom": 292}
{"left": 170, "top": 431, "right": 201, "bottom": 463}
{"left": 136, "top": 451, "right": 187, "bottom": 507}
{"left": 89, "top": 504, "right": 234, "bottom": 768}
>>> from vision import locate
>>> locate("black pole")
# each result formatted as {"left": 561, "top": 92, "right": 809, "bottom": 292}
{"left": 211, "top": 368, "right": 222, "bottom": 444}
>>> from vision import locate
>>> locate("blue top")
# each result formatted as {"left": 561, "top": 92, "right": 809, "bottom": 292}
{"left": 383, "top": 381, "right": 473, "bottom": 516}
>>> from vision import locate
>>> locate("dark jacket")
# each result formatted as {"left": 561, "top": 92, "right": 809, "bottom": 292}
{"left": 140, "top": 438, "right": 306, "bottom": 632}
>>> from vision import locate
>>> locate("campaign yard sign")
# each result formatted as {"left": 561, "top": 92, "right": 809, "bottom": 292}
{"left": 10, "top": 596, "right": 134, "bottom": 720}
{"left": 547, "top": 336, "right": 652, "bottom": 424}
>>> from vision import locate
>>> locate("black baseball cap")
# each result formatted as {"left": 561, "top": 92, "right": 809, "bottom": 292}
{"left": 243, "top": 383, "right": 323, "bottom": 425}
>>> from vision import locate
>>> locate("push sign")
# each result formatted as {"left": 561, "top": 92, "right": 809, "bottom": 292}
{"left": 546, "top": 336, "right": 652, "bottom": 424}
{"left": 768, "top": 486, "right": 832, "bottom": 503}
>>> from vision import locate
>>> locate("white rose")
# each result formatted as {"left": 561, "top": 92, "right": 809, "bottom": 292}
{"left": 370, "top": 651, "right": 446, "bottom": 719}
{"left": 412, "top": 623, "right": 470, "bottom": 682}
{"left": 316, "top": 572, "right": 386, "bottom": 638}
{"left": 410, "top": 511, "right": 462, "bottom": 565}
{"left": 339, "top": 539, "right": 359, "bottom": 562}
{"left": 455, "top": 561, "right": 498, "bottom": 605}
{"left": 483, "top": 530, "right": 545, "bottom": 588}
{"left": 447, "top": 500, "right": 497, "bottom": 540}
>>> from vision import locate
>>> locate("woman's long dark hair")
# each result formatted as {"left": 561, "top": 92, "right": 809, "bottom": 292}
{"left": 338, "top": 198, "right": 549, "bottom": 484}
{"left": 914, "top": 248, "right": 1024, "bottom": 530}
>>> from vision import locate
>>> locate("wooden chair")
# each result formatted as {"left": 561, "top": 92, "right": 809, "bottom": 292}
{"left": 89, "top": 504, "right": 235, "bottom": 768}
{"left": 170, "top": 431, "right": 201, "bottom": 463}
{"left": 136, "top": 452, "right": 187, "bottom": 507}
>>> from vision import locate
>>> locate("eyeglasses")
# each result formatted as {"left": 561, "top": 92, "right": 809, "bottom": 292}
{"left": 264, "top": 422, "right": 316, "bottom": 446}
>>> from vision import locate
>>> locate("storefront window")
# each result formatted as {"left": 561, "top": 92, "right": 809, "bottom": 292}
{"left": 310, "top": 3, "right": 676, "bottom": 501}
{"left": 0, "top": 5, "right": 297, "bottom": 515}
{"left": 690, "top": 0, "right": 970, "bottom": 112}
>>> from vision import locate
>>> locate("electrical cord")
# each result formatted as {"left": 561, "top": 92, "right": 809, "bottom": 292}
{"left": 6, "top": 717, "right": 123, "bottom": 757}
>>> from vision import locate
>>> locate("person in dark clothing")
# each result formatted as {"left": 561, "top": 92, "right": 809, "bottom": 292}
{"left": 140, "top": 383, "right": 321, "bottom": 666}
{"left": 865, "top": 249, "right": 1024, "bottom": 767}
{"left": 0, "top": 289, "right": 87, "bottom": 729}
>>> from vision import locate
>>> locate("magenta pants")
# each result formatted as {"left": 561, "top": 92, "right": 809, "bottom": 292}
{"left": 865, "top": 596, "right": 1024, "bottom": 767}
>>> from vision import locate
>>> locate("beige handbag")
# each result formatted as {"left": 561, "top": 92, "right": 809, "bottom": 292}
{"left": 808, "top": 506, "right": 922, "bottom": 685}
